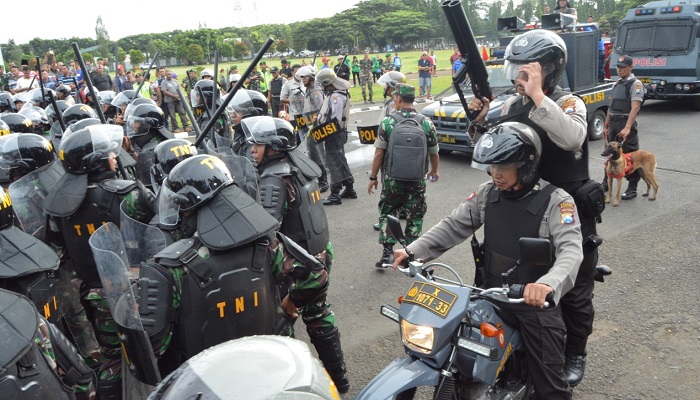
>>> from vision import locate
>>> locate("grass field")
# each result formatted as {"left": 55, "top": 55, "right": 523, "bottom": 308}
{"left": 161, "top": 49, "right": 459, "bottom": 104}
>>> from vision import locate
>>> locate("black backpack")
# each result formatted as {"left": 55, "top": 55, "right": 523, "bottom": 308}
{"left": 383, "top": 113, "right": 429, "bottom": 181}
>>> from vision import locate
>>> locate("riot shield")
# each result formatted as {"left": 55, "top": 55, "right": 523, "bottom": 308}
{"left": 89, "top": 222, "right": 161, "bottom": 385}
{"left": 8, "top": 169, "right": 51, "bottom": 239}
{"left": 220, "top": 153, "right": 260, "bottom": 202}
{"left": 120, "top": 200, "right": 168, "bottom": 265}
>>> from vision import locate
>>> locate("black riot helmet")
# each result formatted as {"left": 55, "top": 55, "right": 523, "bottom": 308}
{"left": 0, "top": 191, "right": 15, "bottom": 230}
{"left": 226, "top": 90, "right": 268, "bottom": 125}
{"left": 55, "top": 84, "right": 72, "bottom": 100}
{"left": 151, "top": 138, "right": 198, "bottom": 188}
{"left": 126, "top": 103, "right": 167, "bottom": 138}
{"left": 111, "top": 89, "right": 138, "bottom": 110}
{"left": 503, "top": 29, "right": 567, "bottom": 94}
{"left": 18, "top": 106, "right": 51, "bottom": 133}
{"left": 61, "top": 118, "right": 102, "bottom": 142}
{"left": 0, "top": 133, "right": 55, "bottom": 180}
{"left": 0, "top": 119, "right": 9, "bottom": 137}
{"left": 472, "top": 122, "right": 542, "bottom": 188}
{"left": 0, "top": 92, "right": 15, "bottom": 113}
{"left": 161, "top": 154, "right": 233, "bottom": 212}
{"left": 123, "top": 97, "right": 157, "bottom": 127}
{"left": 45, "top": 100, "right": 71, "bottom": 123}
{"left": 1, "top": 113, "right": 34, "bottom": 133}
{"left": 191, "top": 79, "right": 216, "bottom": 109}
{"left": 58, "top": 125, "right": 120, "bottom": 174}
{"left": 242, "top": 116, "right": 297, "bottom": 151}
{"left": 30, "top": 88, "right": 55, "bottom": 107}
{"left": 62, "top": 104, "right": 98, "bottom": 127}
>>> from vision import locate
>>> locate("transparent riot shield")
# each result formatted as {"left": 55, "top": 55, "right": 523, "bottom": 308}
{"left": 220, "top": 153, "right": 260, "bottom": 202}
{"left": 119, "top": 200, "right": 168, "bottom": 265}
{"left": 8, "top": 169, "right": 50, "bottom": 239}
{"left": 89, "top": 222, "right": 161, "bottom": 386}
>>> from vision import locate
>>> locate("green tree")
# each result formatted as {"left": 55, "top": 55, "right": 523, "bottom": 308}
{"left": 129, "top": 49, "right": 145, "bottom": 66}
{"left": 186, "top": 43, "right": 205, "bottom": 64}
{"left": 219, "top": 42, "right": 234, "bottom": 58}
{"left": 232, "top": 41, "right": 249, "bottom": 60}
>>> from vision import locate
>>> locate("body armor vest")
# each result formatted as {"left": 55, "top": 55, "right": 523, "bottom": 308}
{"left": 483, "top": 185, "right": 555, "bottom": 288}
{"left": 610, "top": 78, "right": 635, "bottom": 115}
{"left": 0, "top": 290, "right": 75, "bottom": 400}
{"left": 58, "top": 183, "right": 128, "bottom": 284}
{"left": 505, "top": 92, "right": 589, "bottom": 189}
{"left": 261, "top": 159, "right": 329, "bottom": 255}
{"left": 153, "top": 237, "right": 281, "bottom": 362}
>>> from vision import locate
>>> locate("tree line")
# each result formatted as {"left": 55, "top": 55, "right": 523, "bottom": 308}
{"left": 2, "top": 0, "right": 647, "bottom": 67}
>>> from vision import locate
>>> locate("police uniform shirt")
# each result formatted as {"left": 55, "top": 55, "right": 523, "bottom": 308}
{"left": 502, "top": 93, "right": 587, "bottom": 157}
{"left": 610, "top": 73, "right": 644, "bottom": 115}
{"left": 407, "top": 181, "right": 583, "bottom": 304}
{"left": 281, "top": 79, "right": 305, "bottom": 116}
{"left": 317, "top": 90, "right": 346, "bottom": 127}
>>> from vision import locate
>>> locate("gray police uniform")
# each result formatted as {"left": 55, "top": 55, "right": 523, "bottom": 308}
{"left": 407, "top": 180, "right": 582, "bottom": 398}
{"left": 316, "top": 89, "right": 352, "bottom": 188}
{"left": 497, "top": 91, "right": 598, "bottom": 358}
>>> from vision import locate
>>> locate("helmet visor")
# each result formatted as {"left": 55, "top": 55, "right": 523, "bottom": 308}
{"left": 241, "top": 116, "right": 278, "bottom": 144}
{"left": 503, "top": 60, "right": 556, "bottom": 83}
{"left": 157, "top": 183, "right": 182, "bottom": 227}
{"left": 0, "top": 135, "right": 21, "bottom": 170}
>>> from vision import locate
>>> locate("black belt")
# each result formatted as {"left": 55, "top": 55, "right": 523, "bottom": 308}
{"left": 610, "top": 114, "right": 629, "bottom": 120}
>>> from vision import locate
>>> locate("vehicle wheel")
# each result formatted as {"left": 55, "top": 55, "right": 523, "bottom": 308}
{"left": 588, "top": 109, "right": 606, "bottom": 141}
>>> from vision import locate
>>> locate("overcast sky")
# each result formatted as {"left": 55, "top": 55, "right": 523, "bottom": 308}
{"left": 1, "top": 0, "right": 363, "bottom": 45}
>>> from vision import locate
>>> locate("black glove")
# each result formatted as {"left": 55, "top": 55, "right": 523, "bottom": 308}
{"left": 137, "top": 179, "right": 157, "bottom": 216}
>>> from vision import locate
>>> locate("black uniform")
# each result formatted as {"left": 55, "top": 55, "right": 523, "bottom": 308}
{"left": 268, "top": 75, "right": 285, "bottom": 118}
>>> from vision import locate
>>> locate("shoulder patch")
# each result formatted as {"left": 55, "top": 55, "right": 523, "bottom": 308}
{"left": 559, "top": 201, "right": 576, "bottom": 225}
{"left": 634, "top": 81, "right": 643, "bottom": 94}
{"left": 560, "top": 98, "right": 577, "bottom": 114}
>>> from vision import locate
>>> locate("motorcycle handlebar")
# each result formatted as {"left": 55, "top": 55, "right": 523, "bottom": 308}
{"left": 481, "top": 285, "right": 552, "bottom": 308}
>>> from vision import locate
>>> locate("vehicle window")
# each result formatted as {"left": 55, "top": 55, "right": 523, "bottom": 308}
{"left": 617, "top": 19, "right": 695, "bottom": 54}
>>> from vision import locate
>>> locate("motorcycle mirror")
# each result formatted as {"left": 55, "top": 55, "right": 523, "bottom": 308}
{"left": 518, "top": 237, "right": 552, "bottom": 267}
{"left": 386, "top": 216, "right": 406, "bottom": 245}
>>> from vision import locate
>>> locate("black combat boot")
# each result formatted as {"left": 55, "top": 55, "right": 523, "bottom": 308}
{"left": 564, "top": 352, "right": 587, "bottom": 387}
{"left": 323, "top": 183, "right": 343, "bottom": 205}
{"left": 318, "top": 167, "right": 329, "bottom": 193}
{"left": 309, "top": 328, "right": 350, "bottom": 394}
{"left": 621, "top": 181, "right": 638, "bottom": 200}
{"left": 375, "top": 243, "right": 394, "bottom": 268}
{"left": 340, "top": 179, "right": 357, "bottom": 199}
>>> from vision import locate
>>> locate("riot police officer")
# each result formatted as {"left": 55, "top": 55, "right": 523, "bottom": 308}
{"left": 1, "top": 112, "right": 34, "bottom": 133}
{"left": 42, "top": 124, "right": 153, "bottom": 399}
{"left": 314, "top": 69, "right": 355, "bottom": 205}
{"left": 225, "top": 89, "right": 269, "bottom": 156}
{"left": 468, "top": 29, "right": 602, "bottom": 387}
{"left": 125, "top": 103, "right": 174, "bottom": 187}
{"left": 394, "top": 122, "right": 583, "bottom": 399}
{"left": 243, "top": 116, "right": 349, "bottom": 392}
{"left": 133, "top": 155, "right": 338, "bottom": 383}
{"left": 149, "top": 138, "right": 198, "bottom": 195}
{"left": 0, "top": 288, "right": 95, "bottom": 400}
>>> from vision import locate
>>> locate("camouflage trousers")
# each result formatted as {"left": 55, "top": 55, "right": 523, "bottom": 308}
{"left": 377, "top": 178, "right": 427, "bottom": 245}
{"left": 56, "top": 264, "right": 101, "bottom": 366}
{"left": 360, "top": 73, "right": 373, "bottom": 100}
{"left": 281, "top": 242, "right": 337, "bottom": 337}
{"left": 82, "top": 286, "right": 122, "bottom": 385}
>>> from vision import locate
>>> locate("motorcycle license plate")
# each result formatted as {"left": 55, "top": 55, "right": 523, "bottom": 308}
{"left": 438, "top": 134, "right": 456, "bottom": 144}
{"left": 402, "top": 281, "right": 457, "bottom": 318}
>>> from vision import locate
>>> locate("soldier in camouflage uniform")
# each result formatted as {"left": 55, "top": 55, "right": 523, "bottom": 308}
{"left": 367, "top": 84, "right": 440, "bottom": 268}
{"left": 181, "top": 68, "right": 199, "bottom": 101}
{"left": 358, "top": 50, "right": 374, "bottom": 103}
{"left": 0, "top": 65, "right": 8, "bottom": 91}
{"left": 381, "top": 53, "right": 395, "bottom": 75}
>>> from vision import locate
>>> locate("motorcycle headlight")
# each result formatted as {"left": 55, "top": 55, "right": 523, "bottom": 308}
{"left": 401, "top": 319, "right": 434, "bottom": 354}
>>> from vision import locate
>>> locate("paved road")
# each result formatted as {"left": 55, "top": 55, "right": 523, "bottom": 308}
{"left": 302, "top": 98, "right": 700, "bottom": 399}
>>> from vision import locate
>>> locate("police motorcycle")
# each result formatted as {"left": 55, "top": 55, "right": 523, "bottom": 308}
{"left": 355, "top": 217, "right": 555, "bottom": 400}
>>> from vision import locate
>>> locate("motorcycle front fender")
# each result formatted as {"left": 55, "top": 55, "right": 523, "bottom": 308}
{"left": 353, "top": 356, "right": 440, "bottom": 400}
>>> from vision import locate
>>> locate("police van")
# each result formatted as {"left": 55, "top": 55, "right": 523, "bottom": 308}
{"left": 610, "top": 0, "right": 700, "bottom": 110}
{"left": 423, "top": 23, "right": 613, "bottom": 154}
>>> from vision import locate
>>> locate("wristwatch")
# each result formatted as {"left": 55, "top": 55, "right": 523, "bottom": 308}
{"left": 369, "top": 176, "right": 377, "bottom": 181}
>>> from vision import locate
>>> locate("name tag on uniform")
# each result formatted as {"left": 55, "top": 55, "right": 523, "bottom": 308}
{"left": 310, "top": 118, "right": 340, "bottom": 143}
{"left": 357, "top": 125, "right": 378, "bottom": 144}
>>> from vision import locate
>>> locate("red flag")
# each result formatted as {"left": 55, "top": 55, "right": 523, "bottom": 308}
{"left": 481, "top": 45, "right": 489, "bottom": 62}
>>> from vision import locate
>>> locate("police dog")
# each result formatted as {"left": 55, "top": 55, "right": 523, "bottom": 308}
{"left": 601, "top": 141, "right": 658, "bottom": 207}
